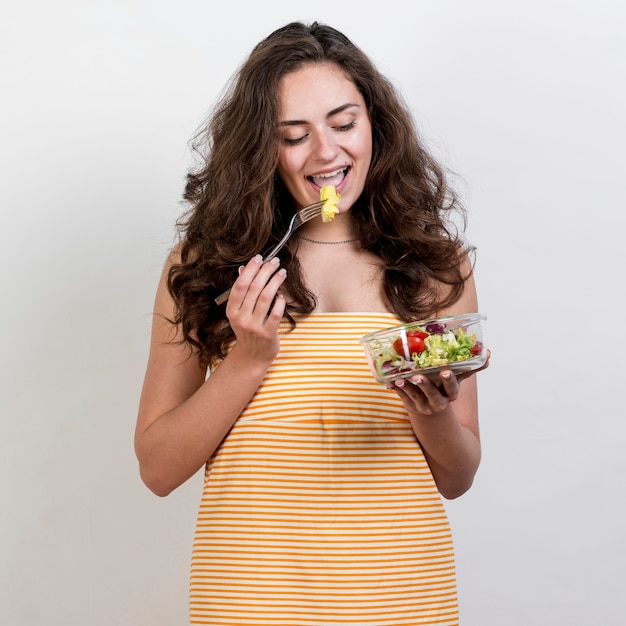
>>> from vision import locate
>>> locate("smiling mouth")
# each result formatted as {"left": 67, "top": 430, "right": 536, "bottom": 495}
{"left": 308, "top": 167, "right": 349, "bottom": 189}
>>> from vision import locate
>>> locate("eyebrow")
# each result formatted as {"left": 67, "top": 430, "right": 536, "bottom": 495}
{"left": 278, "top": 102, "right": 361, "bottom": 127}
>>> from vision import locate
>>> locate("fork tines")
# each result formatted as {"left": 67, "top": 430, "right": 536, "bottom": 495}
{"left": 300, "top": 200, "right": 325, "bottom": 217}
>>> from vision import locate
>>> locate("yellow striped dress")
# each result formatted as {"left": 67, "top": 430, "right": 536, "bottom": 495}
{"left": 190, "top": 313, "right": 459, "bottom": 625}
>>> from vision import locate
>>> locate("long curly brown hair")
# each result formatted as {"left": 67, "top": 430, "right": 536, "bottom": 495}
{"left": 167, "top": 21, "right": 474, "bottom": 368}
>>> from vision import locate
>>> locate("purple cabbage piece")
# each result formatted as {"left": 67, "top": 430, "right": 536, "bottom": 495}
{"left": 425, "top": 322, "right": 445, "bottom": 334}
{"left": 380, "top": 360, "right": 414, "bottom": 377}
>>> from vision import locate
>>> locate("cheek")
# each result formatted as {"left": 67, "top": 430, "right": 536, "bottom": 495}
{"left": 277, "top": 151, "right": 302, "bottom": 184}
{"left": 361, "top": 129, "right": 373, "bottom": 163}
{"left": 346, "top": 128, "right": 373, "bottom": 165}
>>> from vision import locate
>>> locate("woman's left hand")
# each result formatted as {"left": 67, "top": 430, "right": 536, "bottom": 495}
{"left": 388, "top": 349, "right": 491, "bottom": 416}
{"left": 389, "top": 373, "right": 459, "bottom": 416}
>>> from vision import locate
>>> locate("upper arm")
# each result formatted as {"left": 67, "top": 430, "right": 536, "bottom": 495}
{"left": 135, "top": 251, "right": 208, "bottom": 439}
{"left": 435, "top": 258, "right": 482, "bottom": 439}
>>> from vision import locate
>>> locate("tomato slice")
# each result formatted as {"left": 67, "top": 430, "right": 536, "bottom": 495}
{"left": 407, "top": 336, "right": 425, "bottom": 354}
{"left": 393, "top": 335, "right": 426, "bottom": 358}
{"left": 392, "top": 338, "right": 404, "bottom": 356}
{"left": 471, "top": 341, "right": 484, "bottom": 355}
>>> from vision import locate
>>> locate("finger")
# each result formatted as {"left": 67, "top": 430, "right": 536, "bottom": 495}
{"left": 246, "top": 258, "right": 281, "bottom": 304}
{"left": 233, "top": 257, "right": 283, "bottom": 315}
{"left": 390, "top": 378, "right": 425, "bottom": 411}
{"left": 226, "top": 254, "right": 263, "bottom": 309}
{"left": 437, "top": 370, "right": 460, "bottom": 400}
{"left": 401, "top": 375, "right": 450, "bottom": 414}
{"left": 394, "top": 376, "right": 427, "bottom": 403}
{"left": 266, "top": 290, "right": 287, "bottom": 326}
{"left": 253, "top": 267, "right": 288, "bottom": 322}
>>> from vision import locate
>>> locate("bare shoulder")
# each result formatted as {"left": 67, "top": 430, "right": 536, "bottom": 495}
{"left": 152, "top": 245, "right": 182, "bottom": 330}
{"left": 151, "top": 243, "right": 204, "bottom": 372}
{"left": 435, "top": 253, "right": 479, "bottom": 318}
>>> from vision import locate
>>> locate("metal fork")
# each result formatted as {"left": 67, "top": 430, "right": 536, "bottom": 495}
{"left": 214, "top": 200, "right": 325, "bottom": 305}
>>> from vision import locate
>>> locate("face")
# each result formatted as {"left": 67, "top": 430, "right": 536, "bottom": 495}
{"left": 276, "top": 63, "right": 372, "bottom": 212}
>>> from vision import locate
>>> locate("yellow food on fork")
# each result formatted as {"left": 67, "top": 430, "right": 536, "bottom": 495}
{"left": 320, "top": 185, "right": 341, "bottom": 222}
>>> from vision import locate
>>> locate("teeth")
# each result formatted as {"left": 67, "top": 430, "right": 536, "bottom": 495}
{"left": 314, "top": 167, "right": 346, "bottom": 178}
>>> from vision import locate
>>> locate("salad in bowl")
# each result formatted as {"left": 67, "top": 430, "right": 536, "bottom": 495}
{"left": 359, "top": 313, "right": 487, "bottom": 384}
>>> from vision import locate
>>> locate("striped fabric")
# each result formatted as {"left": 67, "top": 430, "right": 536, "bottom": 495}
{"left": 190, "top": 313, "right": 458, "bottom": 625}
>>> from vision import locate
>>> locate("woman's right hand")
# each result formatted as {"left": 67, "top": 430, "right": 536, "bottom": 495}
{"left": 225, "top": 254, "right": 287, "bottom": 364}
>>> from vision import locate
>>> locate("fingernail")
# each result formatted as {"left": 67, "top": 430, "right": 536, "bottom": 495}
{"left": 253, "top": 254, "right": 262, "bottom": 264}
{"left": 395, "top": 379, "right": 405, "bottom": 388}
{"left": 278, "top": 268, "right": 287, "bottom": 276}
{"left": 270, "top": 256, "right": 280, "bottom": 266}
{"left": 238, "top": 265, "right": 245, "bottom": 275}
{"left": 441, "top": 372, "right": 451, "bottom": 379}
{"left": 414, "top": 377, "right": 423, "bottom": 385}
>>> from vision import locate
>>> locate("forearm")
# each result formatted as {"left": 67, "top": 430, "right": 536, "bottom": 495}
{"left": 135, "top": 347, "right": 268, "bottom": 496}
{"left": 408, "top": 407, "right": 481, "bottom": 499}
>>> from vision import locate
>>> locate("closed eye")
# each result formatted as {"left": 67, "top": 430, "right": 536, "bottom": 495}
{"left": 282, "top": 134, "right": 308, "bottom": 146}
{"left": 282, "top": 121, "right": 355, "bottom": 145}
{"left": 336, "top": 121, "right": 356, "bottom": 132}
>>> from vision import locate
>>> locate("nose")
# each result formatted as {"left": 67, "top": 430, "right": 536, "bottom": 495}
{"left": 312, "top": 129, "right": 338, "bottom": 161}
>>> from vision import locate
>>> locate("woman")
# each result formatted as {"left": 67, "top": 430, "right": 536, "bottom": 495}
{"left": 136, "top": 21, "right": 489, "bottom": 625}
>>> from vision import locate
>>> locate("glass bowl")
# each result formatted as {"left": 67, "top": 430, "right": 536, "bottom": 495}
{"left": 359, "top": 313, "right": 487, "bottom": 385}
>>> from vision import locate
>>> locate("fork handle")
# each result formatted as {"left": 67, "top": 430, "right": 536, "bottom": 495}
{"left": 261, "top": 230, "right": 291, "bottom": 264}
{"left": 214, "top": 287, "right": 232, "bottom": 306}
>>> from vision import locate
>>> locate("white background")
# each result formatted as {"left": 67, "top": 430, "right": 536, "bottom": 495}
{"left": 2, "top": 1, "right": 624, "bottom": 624}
